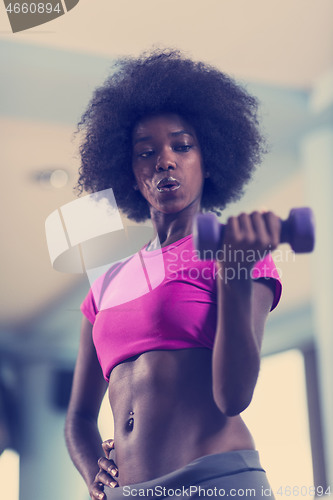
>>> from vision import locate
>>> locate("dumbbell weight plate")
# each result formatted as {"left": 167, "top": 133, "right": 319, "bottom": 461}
{"left": 193, "top": 213, "right": 221, "bottom": 260}
{"left": 281, "top": 207, "right": 315, "bottom": 253}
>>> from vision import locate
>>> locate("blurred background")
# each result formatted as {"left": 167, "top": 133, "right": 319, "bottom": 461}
{"left": 0, "top": 1, "right": 332, "bottom": 498}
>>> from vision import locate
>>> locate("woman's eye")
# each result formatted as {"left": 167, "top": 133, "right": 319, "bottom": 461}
{"left": 174, "top": 144, "right": 192, "bottom": 152}
{"left": 138, "top": 150, "right": 154, "bottom": 158}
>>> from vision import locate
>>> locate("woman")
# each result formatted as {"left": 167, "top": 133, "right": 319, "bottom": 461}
{"left": 65, "top": 50, "right": 282, "bottom": 499}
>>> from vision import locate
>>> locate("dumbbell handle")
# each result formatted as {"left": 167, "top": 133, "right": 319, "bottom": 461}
{"left": 193, "top": 207, "right": 315, "bottom": 260}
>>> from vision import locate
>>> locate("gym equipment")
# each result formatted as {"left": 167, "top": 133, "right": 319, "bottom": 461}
{"left": 193, "top": 207, "right": 315, "bottom": 260}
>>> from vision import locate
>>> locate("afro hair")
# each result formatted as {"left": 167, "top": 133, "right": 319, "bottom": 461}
{"left": 75, "top": 49, "right": 265, "bottom": 222}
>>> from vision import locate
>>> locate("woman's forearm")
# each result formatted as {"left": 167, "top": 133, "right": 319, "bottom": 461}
{"left": 65, "top": 411, "right": 104, "bottom": 489}
{"left": 212, "top": 265, "right": 260, "bottom": 416}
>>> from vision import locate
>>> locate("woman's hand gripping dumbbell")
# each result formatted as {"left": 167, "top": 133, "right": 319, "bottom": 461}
{"left": 193, "top": 208, "right": 315, "bottom": 260}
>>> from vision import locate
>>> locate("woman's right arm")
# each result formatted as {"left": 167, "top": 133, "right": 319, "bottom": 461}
{"left": 65, "top": 316, "right": 117, "bottom": 498}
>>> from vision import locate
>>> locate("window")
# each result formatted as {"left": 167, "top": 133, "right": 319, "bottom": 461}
{"left": 0, "top": 450, "right": 19, "bottom": 500}
{"left": 242, "top": 349, "right": 314, "bottom": 498}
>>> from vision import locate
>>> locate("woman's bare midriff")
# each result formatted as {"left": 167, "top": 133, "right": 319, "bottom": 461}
{"left": 107, "top": 348, "right": 255, "bottom": 486}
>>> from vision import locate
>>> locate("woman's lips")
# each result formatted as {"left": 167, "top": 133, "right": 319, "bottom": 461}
{"left": 156, "top": 177, "right": 181, "bottom": 192}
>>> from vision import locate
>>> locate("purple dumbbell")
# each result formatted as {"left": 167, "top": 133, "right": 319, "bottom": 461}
{"left": 193, "top": 207, "right": 315, "bottom": 260}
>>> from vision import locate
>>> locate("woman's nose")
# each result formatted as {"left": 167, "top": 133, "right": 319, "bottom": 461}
{"left": 155, "top": 152, "right": 177, "bottom": 171}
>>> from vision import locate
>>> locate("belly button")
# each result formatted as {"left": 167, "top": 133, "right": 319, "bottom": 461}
{"left": 126, "top": 417, "right": 134, "bottom": 432}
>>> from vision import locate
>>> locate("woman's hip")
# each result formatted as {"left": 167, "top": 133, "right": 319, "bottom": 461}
{"left": 104, "top": 450, "right": 274, "bottom": 499}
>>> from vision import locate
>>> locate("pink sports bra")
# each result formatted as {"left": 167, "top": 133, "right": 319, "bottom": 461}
{"left": 81, "top": 235, "right": 282, "bottom": 381}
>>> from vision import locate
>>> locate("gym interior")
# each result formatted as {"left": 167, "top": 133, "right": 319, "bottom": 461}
{"left": 0, "top": 2, "right": 332, "bottom": 499}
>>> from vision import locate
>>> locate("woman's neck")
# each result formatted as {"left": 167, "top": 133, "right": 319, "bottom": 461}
{"left": 148, "top": 205, "right": 199, "bottom": 249}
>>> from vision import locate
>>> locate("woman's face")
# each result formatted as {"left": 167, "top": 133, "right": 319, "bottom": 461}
{"left": 132, "top": 114, "right": 204, "bottom": 217}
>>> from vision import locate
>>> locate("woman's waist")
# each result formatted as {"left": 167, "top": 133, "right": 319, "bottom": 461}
{"left": 107, "top": 349, "right": 255, "bottom": 484}
{"left": 108, "top": 348, "right": 255, "bottom": 448}
{"left": 110, "top": 393, "right": 255, "bottom": 485}
{"left": 111, "top": 417, "right": 255, "bottom": 486}
{"left": 108, "top": 449, "right": 263, "bottom": 491}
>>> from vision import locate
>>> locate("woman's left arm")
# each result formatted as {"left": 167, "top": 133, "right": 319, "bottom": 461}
{"left": 212, "top": 211, "right": 280, "bottom": 416}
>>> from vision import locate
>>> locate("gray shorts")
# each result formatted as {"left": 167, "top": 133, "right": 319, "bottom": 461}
{"left": 104, "top": 450, "right": 274, "bottom": 499}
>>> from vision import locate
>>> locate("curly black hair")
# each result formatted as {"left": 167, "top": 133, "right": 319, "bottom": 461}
{"left": 75, "top": 49, "right": 265, "bottom": 222}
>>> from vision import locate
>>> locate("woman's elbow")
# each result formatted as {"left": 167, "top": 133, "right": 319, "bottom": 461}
{"left": 213, "top": 387, "right": 254, "bottom": 416}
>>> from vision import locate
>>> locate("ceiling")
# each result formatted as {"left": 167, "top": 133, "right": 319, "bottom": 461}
{"left": 0, "top": 0, "right": 332, "bottom": 328}
{"left": 1, "top": 0, "right": 333, "bottom": 88}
